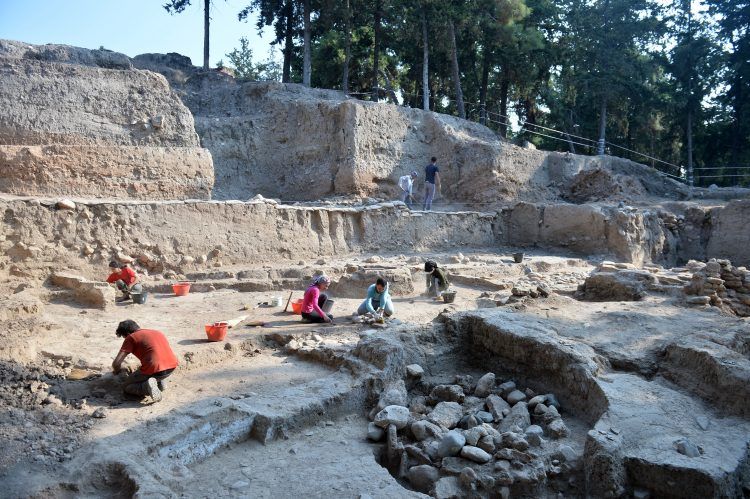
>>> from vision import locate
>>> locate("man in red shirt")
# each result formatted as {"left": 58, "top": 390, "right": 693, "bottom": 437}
{"left": 112, "top": 320, "right": 179, "bottom": 402}
{"left": 106, "top": 261, "right": 142, "bottom": 302}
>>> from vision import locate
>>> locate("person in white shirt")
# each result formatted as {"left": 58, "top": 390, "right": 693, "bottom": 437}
{"left": 398, "top": 170, "right": 418, "bottom": 209}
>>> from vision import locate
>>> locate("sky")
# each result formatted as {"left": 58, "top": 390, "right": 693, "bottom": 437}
{"left": 0, "top": 0, "right": 276, "bottom": 66}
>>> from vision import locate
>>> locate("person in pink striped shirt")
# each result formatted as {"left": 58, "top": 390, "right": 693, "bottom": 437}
{"left": 301, "top": 275, "right": 334, "bottom": 323}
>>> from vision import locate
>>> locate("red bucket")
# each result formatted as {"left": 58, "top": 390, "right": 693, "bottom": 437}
{"left": 172, "top": 282, "right": 191, "bottom": 296}
{"left": 291, "top": 299, "right": 304, "bottom": 315}
{"left": 206, "top": 321, "right": 228, "bottom": 342}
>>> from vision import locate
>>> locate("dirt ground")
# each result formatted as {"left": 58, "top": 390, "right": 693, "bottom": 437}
{"left": 0, "top": 251, "right": 584, "bottom": 479}
{"left": 2, "top": 245, "right": 749, "bottom": 496}
{"left": 1, "top": 237, "right": 750, "bottom": 499}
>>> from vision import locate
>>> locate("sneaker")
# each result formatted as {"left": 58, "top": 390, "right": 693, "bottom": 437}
{"left": 146, "top": 377, "right": 162, "bottom": 402}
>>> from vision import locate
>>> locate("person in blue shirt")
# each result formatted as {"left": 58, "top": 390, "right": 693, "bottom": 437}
{"left": 357, "top": 277, "right": 395, "bottom": 317}
{"left": 423, "top": 156, "right": 441, "bottom": 211}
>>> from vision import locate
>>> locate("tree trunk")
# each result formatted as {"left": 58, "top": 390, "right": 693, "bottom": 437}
{"left": 342, "top": 0, "right": 351, "bottom": 92}
{"left": 479, "top": 47, "right": 490, "bottom": 125}
{"left": 379, "top": 69, "right": 398, "bottom": 103}
{"left": 597, "top": 95, "right": 607, "bottom": 155}
{"left": 524, "top": 98, "right": 537, "bottom": 127}
{"left": 282, "top": 0, "right": 294, "bottom": 83}
{"left": 203, "top": 0, "right": 210, "bottom": 69}
{"left": 684, "top": 0, "right": 694, "bottom": 186}
{"left": 499, "top": 74, "right": 509, "bottom": 138}
{"left": 731, "top": 58, "right": 741, "bottom": 185}
{"left": 421, "top": 10, "right": 429, "bottom": 111}
{"left": 687, "top": 108, "right": 694, "bottom": 186}
{"left": 565, "top": 109, "right": 576, "bottom": 153}
{"left": 448, "top": 19, "right": 465, "bottom": 119}
{"left": 372, "top": 0, "right": 382, "bottom": 101}
{"left": 302, "top": 0, "right": 311, "bottom": 86}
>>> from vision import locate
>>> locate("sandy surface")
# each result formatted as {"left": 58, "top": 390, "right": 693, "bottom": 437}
{"left": 182, "top": 415, "right": 425, "bottom": 499}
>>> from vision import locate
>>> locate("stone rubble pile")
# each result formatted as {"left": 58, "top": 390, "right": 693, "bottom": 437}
{"left": 682, "top": 258, "right": 750, "bottom": 316}
{"left": 0, "top": 360, "right": 92, "bottom": 466}
{"left": 366, "top": 369, "right": 580, "bottom": 497}
{"left": 578, "top": 258, "right": 750, "bottom": 317}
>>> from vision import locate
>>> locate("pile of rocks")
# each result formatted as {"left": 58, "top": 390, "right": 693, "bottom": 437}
{"left": 366, "top": 370, "right": 579, "bottom": 497}
{"left": 574, "top": 258, "right": 750, "bottom": 316}
{"left": 475, "top": 281, "right": 553, "bottom": 309}
{"left": 0, "top": 360, "right": 91, "bottom": 469}
{"left": 683, "top": 258, "right": 750, "bottom": 316}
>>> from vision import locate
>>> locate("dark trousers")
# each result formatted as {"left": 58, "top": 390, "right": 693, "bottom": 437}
{"left": 122, "top": 368, "right": 174, "bottom": 396}
{"left": 301, "top": 294, "right": 332, "bottom": 323}
{"left": 115, "top": 279, "right": 143, "bottom": 298}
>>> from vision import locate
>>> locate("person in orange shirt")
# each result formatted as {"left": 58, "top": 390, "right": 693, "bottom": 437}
{"left": 111, "top": 320, "right": 179, "bottom": 402}
{"left": 106, "top": 261, "right": 142, "bottom": 302}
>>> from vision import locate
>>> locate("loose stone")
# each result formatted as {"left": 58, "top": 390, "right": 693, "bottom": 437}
{"left": 506, "top": 389, "right": 527, "bottom": 405}
{"left": 460, "top": 445, "right": 492, "bottom": 464}
{"left": 407, "top": 465, "right": 439, "bottom": 493}
{"left": 438, "top": 430, "right": 466, "bottom": 457}
{"left": 373, "top": 405, "right": 409, "bottom": 429}
{"left": 367, "top": 422, "right": 385, "bottom": 441}
{"left": 474, "top": 373, "right": 496, "bottom": 397}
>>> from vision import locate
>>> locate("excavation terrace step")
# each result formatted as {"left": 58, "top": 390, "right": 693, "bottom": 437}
{"left": 149, "top": 277, "right": 308, "bottom": 294}
{"left": 50, "top": 369, "right": 366, "bottom": 496}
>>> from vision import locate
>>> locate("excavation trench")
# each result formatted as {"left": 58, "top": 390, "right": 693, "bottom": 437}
{"left": 9, "top": 281, "right": 750, "bottom": 499}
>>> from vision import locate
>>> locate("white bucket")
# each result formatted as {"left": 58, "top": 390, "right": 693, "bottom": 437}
{"left": 272, "top": 296, "right": 283, "bottom": 307}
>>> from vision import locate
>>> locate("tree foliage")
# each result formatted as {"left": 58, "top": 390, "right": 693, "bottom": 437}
{"left": 198, "top": 0, "right": 750, "bottom": 185}
{"left": 223, "top": 38, "right": 282, "bottom": 81}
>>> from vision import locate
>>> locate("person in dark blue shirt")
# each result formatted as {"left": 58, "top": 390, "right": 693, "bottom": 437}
{"left": 423, "top": 156, "right": 441, "bottom": 210}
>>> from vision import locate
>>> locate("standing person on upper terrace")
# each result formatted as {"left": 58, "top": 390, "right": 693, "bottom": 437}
{"left": 398, "top": 170, "right": 418, "bottom": 209}
{"left": 423, "top": 157, "right": 441, "bottom": 211}
{"left": 106, "top": 261, "right": 142, "bottom": 303}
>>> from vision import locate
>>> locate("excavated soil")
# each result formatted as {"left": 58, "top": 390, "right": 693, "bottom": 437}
{"left": 2, "top": 39, "right": 750, "bottom": 499}
{"left": 1, "top": 249, "right": 749, "bottom": 498}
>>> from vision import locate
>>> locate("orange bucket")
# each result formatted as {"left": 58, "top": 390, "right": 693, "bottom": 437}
{"left": 206, "top": 321, "right": 228, "bottom": 342}
{"left": 291, "top": 299, "right": 304, "bottom": 315}
{"left": 172, "top": 282, "right": 191, "bottom": 296}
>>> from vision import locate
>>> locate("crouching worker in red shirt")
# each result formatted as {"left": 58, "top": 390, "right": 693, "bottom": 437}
{"left": 106, "top": 261, "right": 143, "bottom": 303}
{"left": 111, "top": 320, "right": 179, "bottom": 402}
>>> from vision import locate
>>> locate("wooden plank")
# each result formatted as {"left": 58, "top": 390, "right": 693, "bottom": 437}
{"left": 224, "top": 315, "right": 248, "bottom": 328}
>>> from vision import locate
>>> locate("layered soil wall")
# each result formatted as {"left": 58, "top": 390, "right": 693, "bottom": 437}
{"left": 0, "top": 199, "right": 495, "bottom": 270}
{"left": 0, "top": 40, "right": 213, "bottom": 200}
{"left": 133, "top": 54, "right": 693, "bottom": 206}
{"left": 3, "top": 198, "right": 749, "bottom": 276}
{"left": 175, "top": 77, "right": 689, "bottom": 206}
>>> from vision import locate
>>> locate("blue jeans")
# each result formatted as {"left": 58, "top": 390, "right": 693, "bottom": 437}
{"left": 423, "top": 182, "right": 436, "bottom": 211}
{"left": 403, "top": 191, "right": 413, "bottom": 209}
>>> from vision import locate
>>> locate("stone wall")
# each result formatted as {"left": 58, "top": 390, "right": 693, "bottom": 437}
{"left": 0, "top": 40, "right": 213, "bottom": 200}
